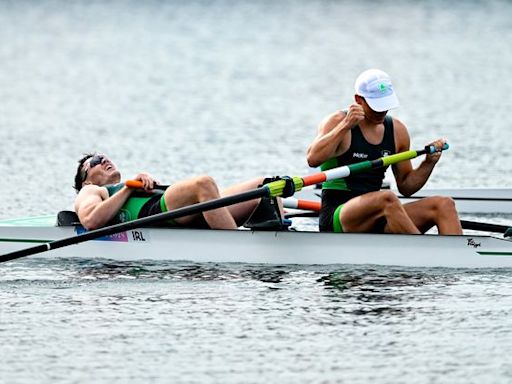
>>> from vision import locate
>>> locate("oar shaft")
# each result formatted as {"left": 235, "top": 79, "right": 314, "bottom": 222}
{"left": 267, "top": 144, "right": 448, "bottom": 198}
{"left": 305, "top": 147, "right": 434, "bottom": 185}
{"left": 460, "top": 220, "right": 511, "bottom": 234}
{"left": 0, "top": 187, "right": 268, "bottom": 263}
{"left": 283, "top": 198, "right": 321, "bottom": 211}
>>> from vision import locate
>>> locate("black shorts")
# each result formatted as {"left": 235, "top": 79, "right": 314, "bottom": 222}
{"left": 139, "top": 194, "right": 165, "bottom": 218}
{"left": 138, "top": 194, "right": 210, "bottom": 228}
{"left": 319, "top": 190, "right": 357, "bottom": 232}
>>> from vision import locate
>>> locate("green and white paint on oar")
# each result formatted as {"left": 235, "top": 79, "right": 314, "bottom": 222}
{"left": 266, "top": 144, "right": 448, "bottom": 198}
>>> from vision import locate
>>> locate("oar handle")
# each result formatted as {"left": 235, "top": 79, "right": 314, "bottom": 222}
{"left": 425, "top": 143, "right": 449, "bottom": 154}
{"left": 125, "top": 180, "right": 168, "bottom": 190}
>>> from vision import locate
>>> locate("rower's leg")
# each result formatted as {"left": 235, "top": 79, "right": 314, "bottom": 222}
{"left": 403, "top": 196, "right": 463, "bottom": 235}
{"left": 340, "top": 190, "right": 421, "bottom": 234}
{"left": 220, "top": 177, "right": 265, "bottom": 226}
{"left": 163, "top": 175, "right": 237, "bottom": 229}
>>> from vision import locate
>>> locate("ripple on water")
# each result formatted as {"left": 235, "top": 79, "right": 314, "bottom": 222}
{"left": 1, "top": 258, "right": 512, "bottom": 383}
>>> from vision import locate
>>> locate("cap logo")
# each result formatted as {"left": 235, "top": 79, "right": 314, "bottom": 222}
{"left": 378, "top": 83, "right": 387, "bottom": 93}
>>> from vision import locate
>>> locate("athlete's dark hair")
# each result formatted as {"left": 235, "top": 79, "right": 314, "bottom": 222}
{"left": 73, "top": 153, "right": 95, "bottom": 193}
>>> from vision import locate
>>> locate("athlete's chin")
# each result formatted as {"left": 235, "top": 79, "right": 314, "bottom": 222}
{"left": 369, "top": 116, "right": 386, "bottom": 124}
{"left": 108, "top": 170, "right": 121, "bottom": 182}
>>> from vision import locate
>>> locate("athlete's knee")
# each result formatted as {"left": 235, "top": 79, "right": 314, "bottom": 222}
{"left": 379, "top": 190, "right": 400, "bottom": 203}
{"left": 431, "top": 195, "right": 457, "bottom": 214}
{"left": 194, "top": 175, "right": 220, "bottom": 197}
{"left": 417, "top": 196, "right": 457, "bottom": 223}
{"left": 380, "top": 190, "right": 402, "bottom": 211}
{"left": 254, "top": 177, "right": 265, "bottom": 186}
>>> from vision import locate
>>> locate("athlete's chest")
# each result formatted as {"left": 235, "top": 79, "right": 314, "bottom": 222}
{"left": 346, "top": 125, "right": 393, "bottom": 161}
{"left": 358, "top": 124, "right": 385, "bottom": 145}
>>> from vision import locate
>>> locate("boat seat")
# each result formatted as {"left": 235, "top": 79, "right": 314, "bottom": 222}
{"left": 56, "top": 210, "right": 81, "bottom": 226}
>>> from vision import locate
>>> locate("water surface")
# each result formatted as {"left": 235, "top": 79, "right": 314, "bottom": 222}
{"left": 1, "top": 1, "right": 512, "bottom": 383}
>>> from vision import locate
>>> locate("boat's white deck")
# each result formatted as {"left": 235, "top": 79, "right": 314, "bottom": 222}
{"left": 0, "top": 215, "right": 57, "bottom": 227}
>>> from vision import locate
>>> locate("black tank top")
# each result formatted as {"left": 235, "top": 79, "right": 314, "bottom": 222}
{"left": 318, "top": 115, "right": 396, "bottom": 232}
{"left": 320, "top": 114, "right": 396, "bottom": 193}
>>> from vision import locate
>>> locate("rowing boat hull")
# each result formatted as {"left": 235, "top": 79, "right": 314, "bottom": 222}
{"left": 295, "top": 187, "right": 512, "bottom": 214}
{"left": 1, "top": 218, "right": 511, "bottom": 268}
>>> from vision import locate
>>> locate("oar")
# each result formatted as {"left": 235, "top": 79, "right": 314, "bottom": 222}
{"left": 460, "top": 220, "right": 512, "bottom": 237}
{"left": 125, "top": 180, "right": 168, "bottom": 190}
{"left": 283, "top": 197, "right": 321, "bottom": 211}
{"left": 283, "top": 198, "right": 512, "bottom": 237}
{"left": 0, "top": 144, "right": 447, "bottom": 263}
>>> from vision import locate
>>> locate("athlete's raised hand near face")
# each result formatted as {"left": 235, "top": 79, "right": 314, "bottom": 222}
{"left": 344, "top": 103, "right": 365, "bottom": 129}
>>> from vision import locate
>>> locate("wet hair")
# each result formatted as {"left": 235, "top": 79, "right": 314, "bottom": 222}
{"left": 73, "top": 153, "right": 95, "bottom": 193}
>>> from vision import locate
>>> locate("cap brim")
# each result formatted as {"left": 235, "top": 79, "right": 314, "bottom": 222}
{"left": 365, "top": 93, "right": 400, "bottom": 112}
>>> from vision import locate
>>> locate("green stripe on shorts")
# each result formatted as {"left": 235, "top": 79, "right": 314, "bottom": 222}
{"left": 159, "top": 195, "right": 178, "bottom": 226}
{"left": 160, "top": 195, "right": 167, "bottom": 212}
{"left": 333, "top": 204, "right": 345, "bottom": 233}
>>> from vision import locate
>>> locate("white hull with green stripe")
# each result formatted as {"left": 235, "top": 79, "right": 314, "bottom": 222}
{"left": 0, "top": 215, "right": 511, "bottom": 268}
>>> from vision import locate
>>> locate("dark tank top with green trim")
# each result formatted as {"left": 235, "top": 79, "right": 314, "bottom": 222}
{"left": 320, "top": 115, "right": 396, "bottom": 193}
{"left": 105, "top": 183, "right": 161, "bottom": 223}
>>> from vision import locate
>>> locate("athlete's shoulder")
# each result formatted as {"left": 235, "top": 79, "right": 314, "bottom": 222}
{"left": 78, "top": 184, "right": 108, "bottom": 198}
{"left": 326, "top": 110, "right": 347, "bottom": 123}
{"left": 389, "top": 116, "right": 409, "bottom": 135}
{"left": 389, "top": 116, "right": 406, "bottom": 128}
{"left": 318, "top": 110, "right": 347, "bottom": 132}
{"left": 390, "top": 117, "right": 411, "bottom": 151}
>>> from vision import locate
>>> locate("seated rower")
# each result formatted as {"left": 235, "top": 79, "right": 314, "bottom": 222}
{"left": 73, "top": 153, "right": 265, "bottom": 230}
{"left": 307, "top": 69, "right": 462, "bottom": 235}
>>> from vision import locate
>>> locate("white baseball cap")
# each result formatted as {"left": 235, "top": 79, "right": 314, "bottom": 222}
{"left": 354, "top": 69, "right": 400, "bottom": 112}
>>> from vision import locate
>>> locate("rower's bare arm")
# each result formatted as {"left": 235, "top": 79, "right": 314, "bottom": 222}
{"left": 307, "top": 105, "right": 364, "bottom": 167}
{"left": 392, "top": 119, "right": 443, "bottom": 196}
{"left": 75, "top": 185, "right": 132, "bottom": 230}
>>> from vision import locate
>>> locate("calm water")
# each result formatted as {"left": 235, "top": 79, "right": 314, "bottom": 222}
{"left": 1, "top": 0, "right": 512, "bottom": 383}
{"left": 2, "top": 261, "right": 512, "bottom": 384}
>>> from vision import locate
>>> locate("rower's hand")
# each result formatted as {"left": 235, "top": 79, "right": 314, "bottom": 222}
{"left": 133, "top": 172, "right": 158, "bottom": 191}
{"left": 344, "top": 103, "right": 365, "bottom": 129}
{"left": 425, "top": 138, "right": 446, "bottom": 165}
